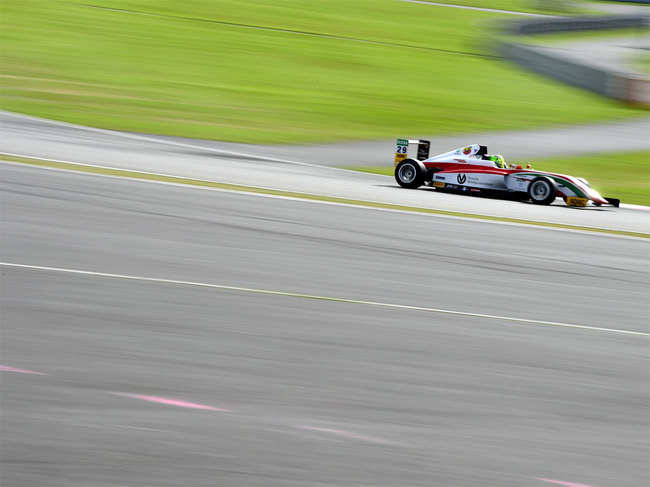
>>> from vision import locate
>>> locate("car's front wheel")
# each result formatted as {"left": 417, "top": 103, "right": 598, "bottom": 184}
{"left": 528, "top": 176, "right": 557, "bottom": 205}
{"left": 395, "top": 159, "right": 426, "bottom": 189}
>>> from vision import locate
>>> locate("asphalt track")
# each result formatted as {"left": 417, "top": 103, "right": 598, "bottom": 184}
{"left": 531, "top": 33, "right": 650, "bottom": 78}
{"left": 2, "top": 110, "right": 650, "bottom": 486}
{"left": 2, "top": 111, "right": 650, "bottom": 235}
{"left": 2, "top": 157, "right": 649, "bottom": 487}
{"left": 590, "top": 2, "right": 650, "bottom": 16}
{"left": 127, "top": 117, "right": 650, "bottom": 168}
{"left": 3, "top": 7, "right": 650, "bottom": 485}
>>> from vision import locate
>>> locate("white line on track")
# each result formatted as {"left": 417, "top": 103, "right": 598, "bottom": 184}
{"left": 2, "top": 262, "right": 647, "bottom": 337}
{"left": 399, "top": 0, "right": 555, "bottom": 17}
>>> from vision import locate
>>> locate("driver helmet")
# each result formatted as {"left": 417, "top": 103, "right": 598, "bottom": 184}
{"left": 489, "top": 155, "right": 506, "bottom": 169}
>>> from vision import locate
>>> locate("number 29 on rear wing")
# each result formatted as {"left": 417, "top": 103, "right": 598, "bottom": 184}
{"left": 394, "top": 139, "right": 430, "bottom": 166}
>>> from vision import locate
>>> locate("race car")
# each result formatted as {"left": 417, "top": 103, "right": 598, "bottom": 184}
{"left": 393, "top": 139, "right": 620, "bottom": 207}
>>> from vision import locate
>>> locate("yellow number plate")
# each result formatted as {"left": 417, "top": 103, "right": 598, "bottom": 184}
{"left": 433, "top": 181, "right": 445, "bottom": 188}
{"left": 566, "top": 197, "right": 588, "bottom": 207}
{"left": 394, "top": 153, "right": 407, "bottom": 166}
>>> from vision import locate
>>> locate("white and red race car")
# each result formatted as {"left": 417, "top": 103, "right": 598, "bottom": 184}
{"left": 393, "top": 139, "right": 619, "bottom": 207}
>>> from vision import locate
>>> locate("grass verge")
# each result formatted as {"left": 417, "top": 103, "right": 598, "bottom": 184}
{"left": 0, "top": 0, "right": 643, "bottom": 143}
{"left": 1, "top": 153, "right": 647, "bottom": 239}
{"left": 345, "top": 150, "right": 650, "bottom": 206}
{"left": 637, "top": 53, "right": 650, "bottom": 74}
{"left": 395, "top": 0, "right": 584, "bottom": 14}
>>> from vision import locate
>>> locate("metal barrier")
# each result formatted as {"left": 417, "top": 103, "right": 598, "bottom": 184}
{"left": 498, "top": 16, "right": 650, "bottom": 108}
{"left": 504, "top": 15, "right": 648, "bottom": 35}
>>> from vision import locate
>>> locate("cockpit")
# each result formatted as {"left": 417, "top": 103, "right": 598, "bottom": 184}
{"left": 487, "top": 154, "right": 506, "bottom": 169}
{"left": 427, "top": 144, "right": 510, "bottom": 169}
{"left": 477, "top": 146, "right": 507, "bottom": 168}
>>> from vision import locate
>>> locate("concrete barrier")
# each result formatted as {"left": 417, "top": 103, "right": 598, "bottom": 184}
{"left": 498, "top": 16, "right": 649, "bottom": 108}
{"left": 504, "top": 15, "right": 649, "bottom": 35}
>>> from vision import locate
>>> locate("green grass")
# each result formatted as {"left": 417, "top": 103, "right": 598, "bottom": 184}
{"left": 345, "top": 150, "right": 650, "bottom": 205}
{"left": 0, "top": 0, "right": 644, "bottom": 143}
{"left": 533, "top": 151, "right": 650, "bottom": 205}
{"left": 637, "top": 53, "right": 650, "bottom": 74}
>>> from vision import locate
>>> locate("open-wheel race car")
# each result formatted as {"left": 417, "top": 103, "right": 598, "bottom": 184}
{"left": 393, "top": 139, "right": 619, "bottom": 207}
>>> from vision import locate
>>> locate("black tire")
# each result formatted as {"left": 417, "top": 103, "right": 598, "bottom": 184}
{"left": 395, "top": 159, "right": 426, "bottom": 189}
{"left": 528, "top": 176, "right": 557, "bottom": 205}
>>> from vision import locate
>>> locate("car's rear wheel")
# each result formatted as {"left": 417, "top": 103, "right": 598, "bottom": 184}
{"left": 528, "top": 176, "right": 557, "bottom": 205}
{"left": 395, "top": 159, "right": 426, "bottom": 189}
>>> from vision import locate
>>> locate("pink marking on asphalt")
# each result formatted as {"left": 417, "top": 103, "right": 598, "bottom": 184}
{"left": 0, "top": 365, "right": 46, "bottom": 375}
{"left": 537, "top": 478, "right": 595, "bottom": 487}
{"left": 111, "top": 392, "right": 228, "bottom": 411}
{"left": 299, "top": 426, "right": 395, "bottom": 445}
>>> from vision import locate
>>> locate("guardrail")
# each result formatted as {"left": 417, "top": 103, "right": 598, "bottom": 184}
{"left": 497, "top": 15, "right": 650, "bottom": 108}
{"left": 504, "top": 15, "right": 648, "bottom": 35}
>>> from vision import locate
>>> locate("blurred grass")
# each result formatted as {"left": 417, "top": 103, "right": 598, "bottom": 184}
{"left": 345, "top": 150, "right": 650, "bottom": 205}
{"left": 638, "top": 53, "right": 650, "bottom": 74}
{"left": 0, "top": 0, "right": 644, "bottom": 143}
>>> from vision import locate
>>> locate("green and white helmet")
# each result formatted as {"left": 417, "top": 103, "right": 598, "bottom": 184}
{"left": 490, "top": 155, "right": 506, "bottom": 169}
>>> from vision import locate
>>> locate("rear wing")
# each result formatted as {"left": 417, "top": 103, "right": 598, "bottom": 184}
{"left": 394, "top": 139, "right": 430, "bottom": 166}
